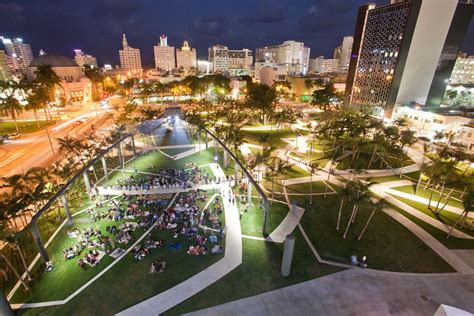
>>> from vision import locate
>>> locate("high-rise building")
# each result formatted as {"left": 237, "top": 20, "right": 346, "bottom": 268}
{"left": 345, "top": 0, "right": 474, "bottom": 117}
{"left": 309, "top": 57, "right": 339, "bottom": 73}
{"left": 154, "top": 35, "right": 176, "bottom": 71}
{"left": 0, "top": 50, "right": 12, "bottom": 81}
{"left": 333, "top": 45, "right": 342, "bottom": 60}
{"left": 1, "top": 37, "right": 34, "bottom": 72}
{"left": 449, "top": 53, "right": 474, "bottom": 85}
{"left": 176, "top": 40, "right": 197, "bottom": 71}
{"left": 119, "top": 34, "right": 142, "bottom": 72}
{"left": 208, "top": 45, "right": 253, "bottom": 73}
{"left": 74, "top": 49, "right": 97, "bottom": 68}
{"left": 337, "top": 36, "right": 353, "bottom": 72}
{"left": 255, "top": 41, "right": 310, "bottom": 75}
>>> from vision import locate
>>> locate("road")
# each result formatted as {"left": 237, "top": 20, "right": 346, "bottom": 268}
{"left": 0, "top": 97, "right": 122, "bottom": 177}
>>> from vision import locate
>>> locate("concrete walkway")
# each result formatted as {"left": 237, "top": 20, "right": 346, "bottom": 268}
{"left": 117, "top": 164, "right": 243, "bottom": 316}
{"left": 187, "top": 269, "right": 474, "bottom": 316}
{"left": 370, "top": 182, "right": 473, "bottom": 240}
{"left": 386, "top": 188, "right": 468, "bottom": 216}
{"left": 382, "top": 206, "right": 474, "bottom": 275}
{"left": 97, "top": 182, "right": 224, "bottom": 196}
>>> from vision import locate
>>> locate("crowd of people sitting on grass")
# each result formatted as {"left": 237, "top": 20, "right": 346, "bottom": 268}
{"left": 86, "top": 195, "right": 165, "bottom": 223}
{"left": 100, "top": 164, "right": 238, "bottom": 194}
{"left": 64, "top": 195, "right": 163, "bottom": 268}
{"left": 200, "top": 196, "right": 224, "bottom": 230}
{"left": 104, "top": 165, "right": 214, "bottom": 192}
{"left": 60, "top": 168, "right": 227, "bottom": 273}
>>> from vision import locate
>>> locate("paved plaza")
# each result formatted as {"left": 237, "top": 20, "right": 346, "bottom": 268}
{"left": 188, "top": 269, "right": 474, "bottom": 316}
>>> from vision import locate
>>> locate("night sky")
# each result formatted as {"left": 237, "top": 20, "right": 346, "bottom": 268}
{"left": 1, "top": 0, "right": 473, "bottom": 68}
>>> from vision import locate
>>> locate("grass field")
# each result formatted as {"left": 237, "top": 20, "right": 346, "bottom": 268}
{"left": 0, "top": 120, "right": 55, "bottom": 135}
{"left": 294, "top": 192, "right": 455, "bottom": 273}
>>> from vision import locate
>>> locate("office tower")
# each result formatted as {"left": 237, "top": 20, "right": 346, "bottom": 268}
{"left": 176, "top": 40, "right": 197, "bottom": 71}
{"left": 0, "top": 50, "right": 12, "bottom": 81}
{"left": 333, "top": 45, "right": 342, "bottom": 60}
{"left": 309, "top": 57, "right": 339, "bottom": 73}
{"left": 119, "top": 34, "right": 142, "bottom": 72}
{"left": 345, "top": 0, "right": 474, "bottom": 117}
{"left": 1, "top": 37, "right": 34, "bottom": 72}
{"left": 208, "top": 45, "right": 253, "bottom": 73}
{"left": 255, "top": 41, "right": 310, "bottom": 75}
{"left": 74, "top": 49, "right": 98, "bottom": 68}
{"left": 449, "top": 53, "right": 474, "bottom": 84}
{"left": 338, "top": 36, "right": 353, "bottom": 72}
{"left": 154, "top": 35, "right": 176, "bottom": 71}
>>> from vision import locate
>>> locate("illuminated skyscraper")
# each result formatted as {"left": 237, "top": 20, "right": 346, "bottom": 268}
{"left": 154, "top": 35, "right": 175, "bottom": 71}
{"left": 119, "top": 34, "right": 142, "bottom": 72}
{"left": 176, "top": 40, "right": 197, "bottom": 71}
{"left": 1, "top": 37, "right": 34, "bottom": 72}
{"left": 0, "top": 50, "right": 12, "bottom": 81}
{"left": 256, "top": 41, "right": 310, "bottom": 75}
{"left": 345, "top": 0, "right": 474, "bottom": 117}
{"left": 74, "top": 49, "right": 97, "bottom": 68}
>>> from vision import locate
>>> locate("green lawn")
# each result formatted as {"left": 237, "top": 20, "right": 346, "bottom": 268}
{"left": 387, "top": 194, "right": 473, "bottom": 237}
{"left": 293, "top": 192, "right": 455, "bottom": 273}
{"left": 336, "top": 152, "right": 414, "bottom": 170}
{"left": 0, "top": 120, "right": 55, "bottom": 135}
{"left": 239, "top": 197, "right": 289, "bottom": 237}
{"left": 286, "top": 181, "right": 334, "bottom": 195}
{"left": 11, "top": 196, "right": 166, "bottom": 304}
{"left": 242, "top": 128, "right": 295, "bottom": 149}
{"left": 392, "top": 185, "right": 465, "bottom": 210}
{"left": 384, "top": 200, "right": 474, "bottom": 249}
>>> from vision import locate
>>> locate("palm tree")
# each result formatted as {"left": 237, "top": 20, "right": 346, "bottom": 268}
{"left": 0, "top": 253, "right": 29, "bottom": 290}
{"left": 336, "top": 184, "right": 352, "bottom": 231}
{"left": 357, "top": 200, "right": 384, "bottom": 240}
{"left": 342, "top": 180, "right": 369, "bottom": 239}
{"left": 398, "top": 129, "right": 416, "bottom": 177}
{"left": 266, "top": 157, "right": 290, "bottom": 202}
{"left": 245, "top": 83, "right": 278, "bottom": 125}
{"left": 446, "top": 190, "right": 473, "bottom": 238}
{"left": 308, "top": 161, "right": 319, "bottom": 205}
{"left": 56, "top": 135, "right": 83, "bottom": 163}
{"left": 0, "top": 95, "right": 23, "bottom": 133}
{"left": 34, "top": 63, "right": 63, "bottom": 105}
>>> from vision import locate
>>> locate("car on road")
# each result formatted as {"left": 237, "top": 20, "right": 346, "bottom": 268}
{"left": 8, "top": 132, "right": 20, "bottom": 140}
{"left": 73, "top": 120, "right": 85, "bottom": 126}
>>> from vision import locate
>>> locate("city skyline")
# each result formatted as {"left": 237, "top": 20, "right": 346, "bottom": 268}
{"left": 1, "top": 0, "right": 473, "bottom": 67}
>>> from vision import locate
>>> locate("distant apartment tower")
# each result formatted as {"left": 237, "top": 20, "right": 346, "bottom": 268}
{"left": 449, "top": 53, "right": 474, "bottom": 84}
{"left": 208, "top": 45, "right": 253, "bottom": 73}
{"left": 345, "top": 0, "right": 474, "bottom": 117}
{"left": 0, "top": 50, "right": 12, "bottom": 81}
{"left": 1, "top": 37, "right": 34, "bottom": 72}
{"left": 176, "top": 40, "right": 197, "bottom": 71}
{"left": 309, "top": 57, "right": 339, "bottom": 73}
{"left": 74, "top": 49, "right": 97, "bottom": 68}
{"left": 119, "top": 34, "right": 142, "bottom": 72}
{"left": 333, "top": 45, "right": 342, "bottom": 60}
{"left": 256, "top": 41, "right": 310, "bottom": 75}
{"left": 154, "top": 35, "right": 175, "bottom": 71}
{"left": 338, "top": 36, "right": 353, "bottom": 72}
